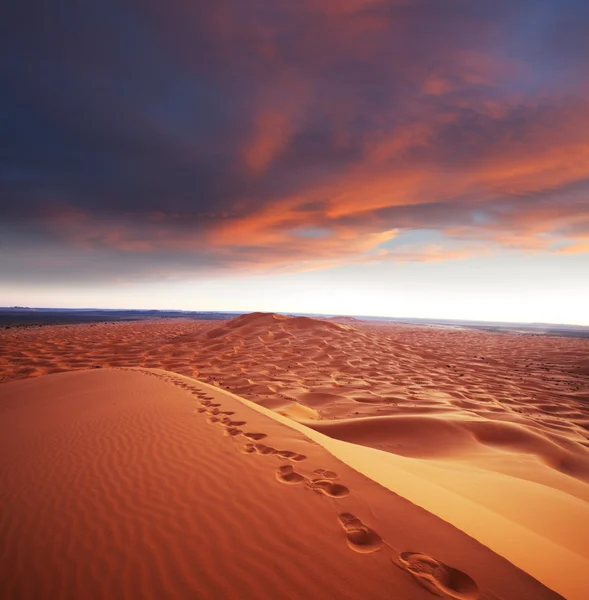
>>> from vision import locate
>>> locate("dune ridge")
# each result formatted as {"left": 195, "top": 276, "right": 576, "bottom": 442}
{"left": 0, "top": 368, "right": 562, "bottom": 599}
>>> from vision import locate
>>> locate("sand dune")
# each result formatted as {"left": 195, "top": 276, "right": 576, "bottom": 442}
{"left": 0, "top": 368, "right": 561, "bottom": 599}
{"left": 1, "top": 312, "right": 588, "bottom": 597}
{"left": 306, "top": 413, "right": 589, "bottom": 479}
{"left": 241, "top": 393, "right": 589, "bottom": 599}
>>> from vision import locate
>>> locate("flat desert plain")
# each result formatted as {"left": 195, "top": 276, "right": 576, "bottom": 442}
{"left": 1, "top": 313, "right": 588, "bottom": 599}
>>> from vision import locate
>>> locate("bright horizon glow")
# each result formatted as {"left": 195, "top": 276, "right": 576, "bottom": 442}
{"left": 2, "top": 301, "right": 586, "bottom": 327}
{"left": 3, "top": 253, "right": 588, "bottom": 326}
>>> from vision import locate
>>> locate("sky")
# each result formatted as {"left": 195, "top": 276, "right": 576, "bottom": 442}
{"left": 1, "top": 0, "right": 588, "bottom": 324}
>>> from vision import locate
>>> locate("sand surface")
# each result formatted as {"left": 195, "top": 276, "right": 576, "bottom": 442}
{"left": 1, "top": 313, "right": 588, "bottom": 598}
{"left": 1, "top": 368, "right": 562, "bottom": 600}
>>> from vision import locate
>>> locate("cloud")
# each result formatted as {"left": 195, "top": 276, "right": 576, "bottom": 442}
{"left": 1, "top": 0, "right": 589, "bottom": 284}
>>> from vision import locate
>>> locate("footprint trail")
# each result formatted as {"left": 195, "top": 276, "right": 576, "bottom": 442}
{"left": 160, "top": 372, "right": 482, "bottom": 600}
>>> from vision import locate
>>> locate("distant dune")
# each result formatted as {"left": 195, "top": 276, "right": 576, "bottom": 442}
{"left": 205, "top": 311, "right": 353, "bottom": 338}
{"left": 326, "top": 315, "right": 364, "bottom": 324}
{"left": 1, "top": 312, "right": 588, "bottom": 598}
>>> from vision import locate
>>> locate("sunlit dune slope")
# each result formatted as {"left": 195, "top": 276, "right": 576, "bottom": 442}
{"left": 0, "top": 368, "right": 561, "bottom": 600}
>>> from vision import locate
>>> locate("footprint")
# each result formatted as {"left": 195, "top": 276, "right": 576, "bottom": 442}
{"left": 244, "top": 432, "right": 267, "bottom": 441}
{"left": 277, "top": 450, "right": 296, "bottom": 459}
{"left": 220, "top": 411, "right": 235, "bottom": 416}
{"left": 277, "top": 450, "right": 307, "bottom": 462}
{"left": 242, "top": 443, "right": 256, "bottom": 454}
{"left": 207, "top": 416, "right": 220, "bottom": 423}
{"left": 225, "top": 427, "right": 243, "bottom": 437}
{"left": 337, "top": 513, "right": 383, "bottom": 554}
{"left": 254, "top": 443, "right": 277, "bottom": 455}
{"left": 276, "top": 465, "right": 305, "bottom": 485}
{"left": 395, "top": 552, "right": 479, "bottom": 599}
{"left": 313, "top": 468, "right": 338, "bottom": 479}
{"left": 290, "top": 454, "right": 307, "bottom": 462}
{"left": 309, "top": 480, "right": 350, "bottom": 498}
{"left": 196, "top": 407, "right": 207, "bottom": 413}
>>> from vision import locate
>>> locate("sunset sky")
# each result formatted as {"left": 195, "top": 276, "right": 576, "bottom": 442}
{"left": 2, "top": 1, "right": 588, "bottom": 324}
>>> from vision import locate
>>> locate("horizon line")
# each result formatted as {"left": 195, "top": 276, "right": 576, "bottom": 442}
{"left": 2, "top": 305, "right": 588, "bottom": 330}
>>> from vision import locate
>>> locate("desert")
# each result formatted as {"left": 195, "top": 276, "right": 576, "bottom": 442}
{"left": 1, "top": 312, "right": 588, "bottom": 599}
{"left": 4, "top": 2, "right": 589, "bottom": 598}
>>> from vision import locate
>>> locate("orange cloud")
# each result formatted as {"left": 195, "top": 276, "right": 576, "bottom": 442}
{"left": 208, "top": 91, "right": 589, "bottom": 267}
{"left": 244, "top": 109, "right": 293, "bottom": 174}
{"left": 558, "top": 240, "right": 589, "bottom": 254}
{"left": 243, "top": 76, "right": 310, "bottom": 174}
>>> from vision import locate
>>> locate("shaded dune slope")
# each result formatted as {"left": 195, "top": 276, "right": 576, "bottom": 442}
{"left": 0, "top": 368, "right": 560, "bottom": 600}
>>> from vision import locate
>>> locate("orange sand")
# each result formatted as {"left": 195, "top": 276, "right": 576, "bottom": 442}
{"left": 2, "top": 312, "right": 588, "bottom": 598}
{"left": 0, "top": 368, "right": 560, "bottom": 599}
